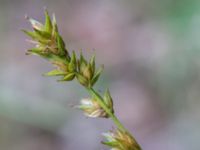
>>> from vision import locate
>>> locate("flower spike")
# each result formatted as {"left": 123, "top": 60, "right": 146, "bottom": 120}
{"left": 23, "top": 9, "right": 142, "bottom": 150}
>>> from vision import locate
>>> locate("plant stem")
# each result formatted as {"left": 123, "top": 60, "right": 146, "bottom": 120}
{"left": 87, "top": 87, "right": 142, "bottom": 150}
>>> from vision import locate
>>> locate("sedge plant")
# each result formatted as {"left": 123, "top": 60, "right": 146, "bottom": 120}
{"left": 23, "top": 10, "right": 142, "bottom": 150}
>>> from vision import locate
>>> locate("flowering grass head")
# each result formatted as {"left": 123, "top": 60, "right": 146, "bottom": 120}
{"left": 23, "top": 10, "right": 142, "bottom": 150}
{"left": 102, "top": 128, "right": 141, "bottom": 150}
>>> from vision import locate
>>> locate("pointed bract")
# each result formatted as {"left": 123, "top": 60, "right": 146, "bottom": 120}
{"left": 52, "top": 13, "right": 58, "bottom": 36}
{"left": 34, "top": 28, "right": 51, "bottom": 39}
{"left": 91, "top": 65, "right": 104, "bottom": 86}
{"left": 68, "top": 51, "right": 77, "bottom": 72}
{"left": 89, "top": 54, "right": 95, "bottom": 73}
{"left": 44, "top": 69, "right": 66, "bottom": 76}
{"left": 60, "top": 73, "right": 75, "bottom": 81}
{"left": 56, "top": 34, "right": 66, "bottom": 56}
{"left": 44, "top": 10, "right": 53, "bottom": 33}
{"left": 22, "top": 29, "right": 39, "bottom": 40}
{"left": 104, "top": 89, "right": 114, "bottom": 113}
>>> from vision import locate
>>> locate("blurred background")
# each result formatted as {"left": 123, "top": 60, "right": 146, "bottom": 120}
{"left": 0, "top": 0, "right": 200, "bottom": 149}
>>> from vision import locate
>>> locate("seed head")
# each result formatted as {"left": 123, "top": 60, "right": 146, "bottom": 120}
{"left": 78, "top": 98, "right": 108, "bottom": 118}
{"left": 76, "top": 53, "right": 103, "bottom": 87}
{"left": 102, "top": 128, "right": 141, "bottom": 150}
{"left": 23, "top": 10, "right": 69, "bottom": 58}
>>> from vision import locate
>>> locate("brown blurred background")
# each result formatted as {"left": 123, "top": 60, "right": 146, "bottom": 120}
{"left": 0, "top": 0, "right": 200, "bottom": 149}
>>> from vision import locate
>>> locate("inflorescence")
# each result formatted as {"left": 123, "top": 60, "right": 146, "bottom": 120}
{"left": 23, "top": 9, "right": 142, "bottom": 150}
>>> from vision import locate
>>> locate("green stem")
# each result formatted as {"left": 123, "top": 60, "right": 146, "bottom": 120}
{"left": 87, "top": 87, "right": 142, "bottom": 150}
{"left": 87, "top": 88, "right": 126, "bottom": 132}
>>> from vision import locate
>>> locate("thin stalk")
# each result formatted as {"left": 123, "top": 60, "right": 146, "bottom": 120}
{"left": 87, "top": 88, "right": 126, "bottom": 132}
{"left": 87, "top": 87, "right": 142, "bottom": 150}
